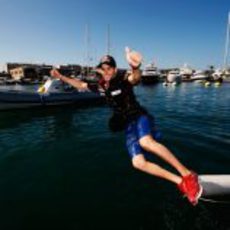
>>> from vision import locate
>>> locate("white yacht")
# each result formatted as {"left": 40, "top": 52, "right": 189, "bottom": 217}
{"left": 179, "top": 63, "right": 193, "bottom": 79}
{"left": 212, "top": 69, "right": 224, "bottom": 81}
{"left": 167, "top": 70, "right": 182, "bottom": 83}
{"left": 190, "top": 70, "right": 207, "bottom": 82}
{"left": 141, "top": 63, "right": 160, "bottom": 84}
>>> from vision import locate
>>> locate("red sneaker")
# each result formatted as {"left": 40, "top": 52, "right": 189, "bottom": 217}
{"left": 177, "top": 178, "right": 187, "bottom": 195}
{"left": 177, "top": 171, "right": 203, "bottom": 206}
{"left": 183, "top": 172, "right": 203, "bottom": 205}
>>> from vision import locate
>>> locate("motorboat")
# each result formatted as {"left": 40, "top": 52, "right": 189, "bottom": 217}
{"left": 190, "top": 70, "right": 208, "bottom": 82}
{"left": 179, "top": 64, "right": 193, "bottom": 79}
{"left": 0, "top": 79, "right": 103, "bottom": 110}
{"left": 163, "top": 70, "right": 182, "bottom": 86}
{"left": 141, "top": 63, "right": 160, "bottom": 84}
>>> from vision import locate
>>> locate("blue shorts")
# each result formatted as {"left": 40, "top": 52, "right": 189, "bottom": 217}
{"left": 125, "top": 115, "right": 162, "bottom": 159}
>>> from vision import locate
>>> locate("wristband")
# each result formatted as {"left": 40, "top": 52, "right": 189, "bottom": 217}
{"left": 131, "top": 63, "right": 141, "bottom": 70}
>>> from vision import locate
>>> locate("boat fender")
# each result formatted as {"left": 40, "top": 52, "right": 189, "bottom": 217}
{"left": 37, "top": 86, "right": 46, "bottom": 93}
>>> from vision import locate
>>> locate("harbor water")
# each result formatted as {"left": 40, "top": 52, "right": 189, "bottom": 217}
{"left": 0, "top": 82, "right": 229, "bottom": 230}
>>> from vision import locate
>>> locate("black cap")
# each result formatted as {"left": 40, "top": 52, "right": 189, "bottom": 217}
{"left": 97, "top": 55, "right": 117, "bottom": 68}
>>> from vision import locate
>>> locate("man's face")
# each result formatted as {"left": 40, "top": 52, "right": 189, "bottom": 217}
{"left": 101, "top": 64, "right": 116, "bottom": 81}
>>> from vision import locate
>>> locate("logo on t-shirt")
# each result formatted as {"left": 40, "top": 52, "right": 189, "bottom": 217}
{"left": 111, "top": 89, "right": 122, "bottom": 96}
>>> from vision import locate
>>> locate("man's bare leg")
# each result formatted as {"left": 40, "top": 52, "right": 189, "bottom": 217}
{"left": 132, "top": 154, "right": 182, "bottom": 184}
{"left": 139, "top": 135, "right": 190, "bottom": 177}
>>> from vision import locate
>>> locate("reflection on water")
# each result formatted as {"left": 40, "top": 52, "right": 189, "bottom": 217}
{"left": 0, "top": 83, "right": 229, "bottom": 229}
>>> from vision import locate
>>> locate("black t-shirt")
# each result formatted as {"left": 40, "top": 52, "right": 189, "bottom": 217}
{"left": 89, "top": 70, "right": 147, "bottom": 132}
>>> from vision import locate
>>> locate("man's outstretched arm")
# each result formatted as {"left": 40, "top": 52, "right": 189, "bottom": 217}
{"left": 50, "top": 69, "right": 88, "bottom": 90}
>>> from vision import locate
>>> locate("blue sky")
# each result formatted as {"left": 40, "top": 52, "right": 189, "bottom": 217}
{"left": 0, "top": 0, "right": 229, "bottom": 69}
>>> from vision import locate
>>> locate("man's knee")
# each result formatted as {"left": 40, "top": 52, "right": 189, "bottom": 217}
{"left": 132, "top": 155, "right": 147, "bottom": 170}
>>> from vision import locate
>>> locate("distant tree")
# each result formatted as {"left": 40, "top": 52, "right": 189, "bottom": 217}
{"left": 209, "top": 65, "right": 215, "bottom": 71}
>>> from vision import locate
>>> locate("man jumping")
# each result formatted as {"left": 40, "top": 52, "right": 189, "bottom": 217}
{"left": 50, "top": 47, "right": 202, "bottom": 205}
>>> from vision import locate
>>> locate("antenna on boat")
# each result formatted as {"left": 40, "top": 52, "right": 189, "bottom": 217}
{"left": 223, "top": 11, "right": 230, "bottom": 69}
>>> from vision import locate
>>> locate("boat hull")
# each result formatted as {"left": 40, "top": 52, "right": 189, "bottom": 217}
{"left": 0, "top": 90, "right": 104, "bottom": 110}
{"left": 141, "top": 75, "right": 160, "bottom": 84}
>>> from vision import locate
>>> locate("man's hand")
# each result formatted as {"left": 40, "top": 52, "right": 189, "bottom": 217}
{"left": 95, "top": 68, "right": 105, "bottom": 78}
{"left": 125, "top": 47, "right": 142, "bottom": 68}
{"left": 50, "top": 69, "right": 62, "bottom": 79}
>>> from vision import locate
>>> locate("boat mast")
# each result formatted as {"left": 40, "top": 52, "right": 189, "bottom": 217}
{"left": 106, "top": 24, "right": 111, "bottom": 55}
{"left": 85, "top": 23, "right": 90, "bottom": 76}
{"left": 224, "top": 12, "right": 230, "bottom": 69}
